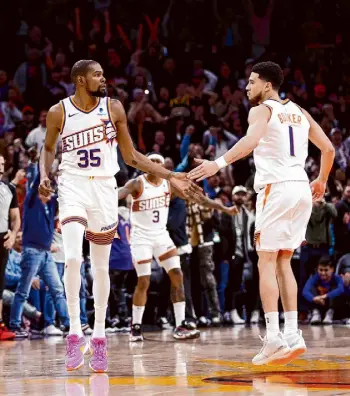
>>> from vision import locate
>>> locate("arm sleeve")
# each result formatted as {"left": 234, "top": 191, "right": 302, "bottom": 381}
{"left": 8, "top": 184, "right": 18, "bottom": 209}
{"left": 327, "top": 275, "right": 345, "bottom": 300}
{"left": 302, "top": 275, "right": 317, "bottom": 302}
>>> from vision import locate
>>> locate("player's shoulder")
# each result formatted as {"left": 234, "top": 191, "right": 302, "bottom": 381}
{"left": 248, "top": 104, "right": 271, "bottom": 122}
{"left": 47, "top": 102, "right": 64, "bottom": 126}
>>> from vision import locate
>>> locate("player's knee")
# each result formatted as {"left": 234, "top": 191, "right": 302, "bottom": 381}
{"left": 168, "top": 267, "right": 183, "bottom": 286}
{"left": 162, "top": 255, "right": 180, "bottom": 275}
{"left": 137, "top": 276, "right": 150, "bottom": 291}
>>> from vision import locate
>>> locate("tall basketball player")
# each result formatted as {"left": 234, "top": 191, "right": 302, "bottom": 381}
{"left": 39, "top": 60, "right": 202, "bottom": 373}
{"left": 189, "top": 62, "right": 335, "bottom": 365}
{"left": 118, "top": 153, "right": 237, "bottom": 342}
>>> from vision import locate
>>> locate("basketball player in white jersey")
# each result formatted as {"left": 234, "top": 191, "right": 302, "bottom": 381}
{"left": 38, "top": 60, "right": 202, "bottom": 373}
{"left": 189, "top": 61, "right": 335, "bottom": 365}
{"left": 118, "top": 153, "right": 237, "bottom": 342}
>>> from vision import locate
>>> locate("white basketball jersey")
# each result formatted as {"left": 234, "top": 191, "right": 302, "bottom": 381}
{"left": 131, "top": 175, "right": 170, "bottom": 238}
{"left": 253, "top": 99, "right": 310, "bottom": 192}
{"left": 59, "top": 96, "right": 119, "bottom": 177}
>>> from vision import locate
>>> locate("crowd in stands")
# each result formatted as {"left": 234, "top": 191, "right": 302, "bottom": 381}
{"left": 1, "top": 0, "right": 350, "bottom": 338}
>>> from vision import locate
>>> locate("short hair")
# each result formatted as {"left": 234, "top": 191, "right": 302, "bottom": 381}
{"left": 251, "top": 61, "right": 284, "bottom": 91}
{"left": 318, "top": 255, "right": 333, "bottom": 267}
{"left": 71, "top": 60, "right": 98, "bottom": 84}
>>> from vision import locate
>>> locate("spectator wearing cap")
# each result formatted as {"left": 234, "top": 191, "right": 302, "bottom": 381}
{"left": 16, "top": 106, "right": 35, "bottom": 142}
{"left": 219, "top": 186, "right": 256, "bottom": 324}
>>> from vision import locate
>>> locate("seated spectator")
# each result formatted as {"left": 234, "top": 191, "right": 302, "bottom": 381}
{"left": 0, "top": 100, "right": 23, "bottom": 137}
{"left": 302, "top": 256, "right": 344, "bottom": 325}
{"left": 335, "top": 253, "right": 350, "bottom": 324}
{"left": 16, "top": 106, "right": 35, "bottom": 142}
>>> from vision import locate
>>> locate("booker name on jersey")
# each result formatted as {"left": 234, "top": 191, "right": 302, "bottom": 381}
{"left": 253, "top": 99, "right": 310, "bottom": 192}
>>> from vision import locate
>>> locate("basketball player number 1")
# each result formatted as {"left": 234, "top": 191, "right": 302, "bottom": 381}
{"left": 288, "top": 126, "right": 295, "bottom": 156}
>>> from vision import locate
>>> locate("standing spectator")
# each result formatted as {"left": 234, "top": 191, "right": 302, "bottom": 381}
{"left": 25, "top": 110, "right": 48, "bottom": 152}
{"left": 219, "top": 186, "right": 256, "bottom": 324}
{"left": 0, "top": 100, "right": 23, "bottom": 136}
{"left": 0, "top": 154, "right": 20, "bottom": 340}
{"left": 334, "top": 186, "right": 350, "bottom": 260}
{"left": 16, "top": 106, "right": 35, "bottom": 142}
{"left": 9, "top": 173, "right": 69, "bottom": 336}
{"left": 302, "top": 256, "right": 344, "bottom": 325}
{"left": 60, "top": 66, "right": 75, "bottom": 96}
{"left": 330, "top": 128, "right": 350, "bottom": 178}
{"left": 299, "top": 199, "right": 337, "bottom": 316}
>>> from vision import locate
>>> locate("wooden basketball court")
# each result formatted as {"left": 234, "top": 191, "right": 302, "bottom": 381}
{"left": 1, "top": 325, "right": 350, "bottom": 395}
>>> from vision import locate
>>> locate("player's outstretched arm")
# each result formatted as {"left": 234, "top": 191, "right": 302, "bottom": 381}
{"left": 191, "top": 194, "right": 238, "bottom": 216}
{"left": 110, "top": 99, "right": 202, "bottom": 200}
{"left": 118, "top": 178, "right": 142, "bottom": 200}
{"left": 303, "top": 109, "right": 335, "bottom": 201}
{"left": 39, "top": 104, "right": 62, "bottom": 197}
{"left": 188, "top": 105, "right": 270, "bottom": 181}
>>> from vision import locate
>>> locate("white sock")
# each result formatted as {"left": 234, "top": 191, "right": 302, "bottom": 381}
{"left": 133, "top": 305, "right": 145, "bottom": 325}
{"left": 173, "top": 301, "right": 185, "bottom": 328}
{"left": 62, "top": 222, "right": 85, "bottom": 338}
{"left": 284, "top": 311, "right": 298, "bottom": 334}
{"left": 265, "top": 312, "right": 280, "bottom": 340}
{"left": 90, "top": 243, "right": 112, "bottom": 339}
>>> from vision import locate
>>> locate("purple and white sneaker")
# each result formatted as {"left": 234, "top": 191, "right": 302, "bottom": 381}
{"left": 89, "top": 338, "right": 108, "bottom": 373}
{"left": 65, "top": 334, "right": 88, "bottom": 371}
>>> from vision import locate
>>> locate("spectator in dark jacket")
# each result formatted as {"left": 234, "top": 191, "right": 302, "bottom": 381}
{"left": 302, "top": 256, "right": 344, "bottom": 325}
{"left": 334, "top": 186, "right": 350, "bottom": 259}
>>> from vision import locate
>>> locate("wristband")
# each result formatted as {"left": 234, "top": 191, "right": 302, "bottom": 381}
{"left": 215, "top": 156, "right": 228, "bottom": 170}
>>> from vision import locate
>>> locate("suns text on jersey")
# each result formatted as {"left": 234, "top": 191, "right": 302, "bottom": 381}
{"left": 136, "top": 194, "right": 170, "bottom": 211}
{"left": 62, "top": 124, "right": 105, "bottom": 152}
{"left": 277, "top": 113, "right": 302, "bottom": 125}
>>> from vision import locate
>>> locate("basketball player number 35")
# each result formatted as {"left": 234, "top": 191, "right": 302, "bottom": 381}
{"left": 288, "top": 126, "right": 295, "bottom": 156}
{"left": 77, "top": 149, "right": 101, "bottom": 168}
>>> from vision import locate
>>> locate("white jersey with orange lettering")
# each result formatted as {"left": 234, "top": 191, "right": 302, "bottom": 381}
{"left": 253, "top": 99, "right": 309, "bottom": 193}
{"left": 253, "top": 99, "right": 312, "bottom": 252}
{"left": 59, "top": 96, "right": 119, "bottom": 177}
{"left": 130, "top": 175, "right": 171, "bottom": 241}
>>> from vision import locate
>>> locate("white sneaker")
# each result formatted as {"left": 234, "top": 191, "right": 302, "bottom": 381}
{"left": 231, "top": 309, "right": 245, "bottom": 325}
{"left": 43, "top": 325, "right": 63, "bottom": 336}
{"left": 310, "top": 309, "right": 321, "bottom": 325}
{"left": 283, "top": 330, "right": 307, "bottom": 362}
{"left": 345, "top": 318, "right": 350, "bottom": 325}
{"left": 252, "top": 332, "right": 290, "bottom": 366}
{"left": 323, "top": 309, "right": 334, "bottom": 325}
{"left": 81, "top": 324, "right": 93, "bottom": 335}
{"left": 250, "top": 310, "right": 260, "bottom": 324}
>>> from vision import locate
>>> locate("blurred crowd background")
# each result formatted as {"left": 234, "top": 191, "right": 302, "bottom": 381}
{"left": 1, "top": 0, "right": 350, "bottom": 338}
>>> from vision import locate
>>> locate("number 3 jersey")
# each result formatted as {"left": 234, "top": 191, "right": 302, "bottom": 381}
{"left": 59, "top": 96, "right": 119, "bottom": 177}
{"left": 130, "top": 175, "right": 171, "bottom": 241}
{"left": 253, "top": 99, "right": 310, "bottom": 192}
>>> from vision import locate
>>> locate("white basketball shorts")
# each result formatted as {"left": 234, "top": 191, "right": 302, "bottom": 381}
{"left": 255, "top": 181, "right": 312, "bottom": 252}
{"left": 58, "top": 173, "right": 118, "bottom": 245}
{"left": 130, "top": 230, "right": 179, "bottom": 277}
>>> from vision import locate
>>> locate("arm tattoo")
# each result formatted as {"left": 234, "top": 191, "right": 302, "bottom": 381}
{"left": 132, "top": 160, "right": 137, "bottom": 165}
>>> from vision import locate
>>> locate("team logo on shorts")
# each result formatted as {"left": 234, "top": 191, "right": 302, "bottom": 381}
{"left": 101, "top": 221, "right": 118, "bottom": 232}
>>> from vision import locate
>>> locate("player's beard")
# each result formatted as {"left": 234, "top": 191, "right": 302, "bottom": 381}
{"left": 248, "top": 91, "right": 263, "bottom": 105}
{"left": 90, "top": 87, "right": 107, "bottom": 98}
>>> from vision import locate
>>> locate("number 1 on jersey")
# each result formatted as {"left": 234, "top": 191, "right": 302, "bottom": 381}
{"left": 288, "top": 126, "right": 295, "bottom": 156}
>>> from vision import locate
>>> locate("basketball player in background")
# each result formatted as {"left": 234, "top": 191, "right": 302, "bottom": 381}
{"left": 39, "top": 60, "right": 202, "bottom": 373}
{"left": 118, "top": 153, "right": 237, "bottom": 342}
{"left": 189, "top": 61, "right": 335, "bottom": 365}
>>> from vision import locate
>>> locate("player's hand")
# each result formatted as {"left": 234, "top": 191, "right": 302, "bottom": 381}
{"left": 188, "top": 158, "right": 219, "bottom": 182}
{"left": 310, "top": 178, "right": 326, "bottom": 202}
{"left": 224, "top": 205, "right": 239, "bottom": 216}
{"left": 39, "top": 177, "right": 54, "bottom": 197}
{"left": 3, "top": 230, "right": 15, "bottom": 250}
{"left": 169, "top": 172, "right": 203, "bottom": 200}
